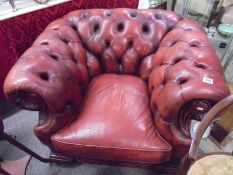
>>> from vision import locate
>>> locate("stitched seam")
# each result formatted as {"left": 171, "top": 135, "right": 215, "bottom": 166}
{"left": 180, "top": 83, "right": 186, "bottom": 104}
{"left": 160, "top": 40, "right": 211, "bottom": 48}
{"left": 51, "top": 138, "right": 171, "bottom": 152}
{"left": 173, "top": 26, "right": 202, "bottom": 32}
{"left": 161, "top": 58, "right": 222, "bottom": 73}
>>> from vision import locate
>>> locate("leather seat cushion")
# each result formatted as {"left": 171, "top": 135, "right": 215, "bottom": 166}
{"left": 51, "top": 74, "right": 171, "bottom": 164}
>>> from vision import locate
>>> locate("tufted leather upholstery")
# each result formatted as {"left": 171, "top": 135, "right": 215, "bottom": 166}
{"left": 3, "top": 9, "right": 230, "bottom": 164}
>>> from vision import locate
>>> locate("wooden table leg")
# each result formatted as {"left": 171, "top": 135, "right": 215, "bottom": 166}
{"left": 0, "top": 120, "right": 50, "bottom": 163}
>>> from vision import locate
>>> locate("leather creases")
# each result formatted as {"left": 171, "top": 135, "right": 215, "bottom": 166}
{"left": 3, "top": 9, "right": 230, "bottom": 162}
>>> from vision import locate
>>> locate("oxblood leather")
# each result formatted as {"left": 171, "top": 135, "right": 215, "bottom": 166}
{"left": 148, "top": 19, "right": 229, "bottom": 158}
{"left": 52, "top": 74, "right": 171, "bottom": 164}
{"left": 0, "top": 0, "right": 139, "bottom": 101}
{"left": 3, "top": 9, "right": 230, "bottom": 164}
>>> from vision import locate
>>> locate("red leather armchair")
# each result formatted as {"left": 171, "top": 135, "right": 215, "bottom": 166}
{"left": 3, "top": 9, "right": 230, "bottom": 172}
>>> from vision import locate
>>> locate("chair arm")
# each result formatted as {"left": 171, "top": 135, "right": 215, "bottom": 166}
{"left": 148, "top": 18, "right": 230, "bottom": 158}
{"left": 4, "top": 58, "right": 82, "bottom": 114}
{"left": 3, "top": 45, "right": 88, "bottom": 145}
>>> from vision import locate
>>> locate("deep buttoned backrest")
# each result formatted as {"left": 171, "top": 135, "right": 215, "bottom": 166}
{"left": 30, "top": 9, "right": 183, "bottom": 83}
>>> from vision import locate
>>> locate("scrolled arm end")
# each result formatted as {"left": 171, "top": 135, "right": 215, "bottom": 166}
{"left": 4, "top": 55, "right": 83, "bottom": 146}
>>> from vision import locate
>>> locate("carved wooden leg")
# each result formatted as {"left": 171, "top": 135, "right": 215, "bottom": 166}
{"left": 176, "top": 155, "right": 194, "bottom": 175}
{"left": 153, "top": 161, "right": 180, "bottom": 174}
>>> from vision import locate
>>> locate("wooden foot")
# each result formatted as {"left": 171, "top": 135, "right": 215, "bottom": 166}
{"left": 0, "top": 155, "right": 31, "bottom": 175}
{"left": 49, "top": 151, "right": 74, "bottom": 164}
{"left": 153, "top": 162, "right": 179, "bottom": 174}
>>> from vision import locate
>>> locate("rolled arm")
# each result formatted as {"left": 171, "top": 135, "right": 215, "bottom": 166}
{"left": 148, "top": 18, "right": 230, "bottom": 158}
{"left": 4, "top": 53, "right": 82, "bottom": 114}
{"left": 4, "top": 18, "right": 90, "bottom": 145}
{"left": 4, "top": 50, "right": 84, "bottom": 145}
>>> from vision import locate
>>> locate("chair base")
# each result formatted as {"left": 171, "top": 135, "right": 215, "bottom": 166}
{"left": 153, "top": 161, "right": 180, "bottom": 174}
{"left": 49, "top": 150, "right": 180, "bottom": 174}
{"left": 49, "top": 151, "right": 75, "bottom": 164}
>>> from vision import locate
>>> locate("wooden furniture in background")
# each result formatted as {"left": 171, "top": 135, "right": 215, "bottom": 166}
{"left": 178, "top": 95, "right": 233, "bottom": 175}
{"left": 210, "top": 83, "right": 233, "bottom": 145}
